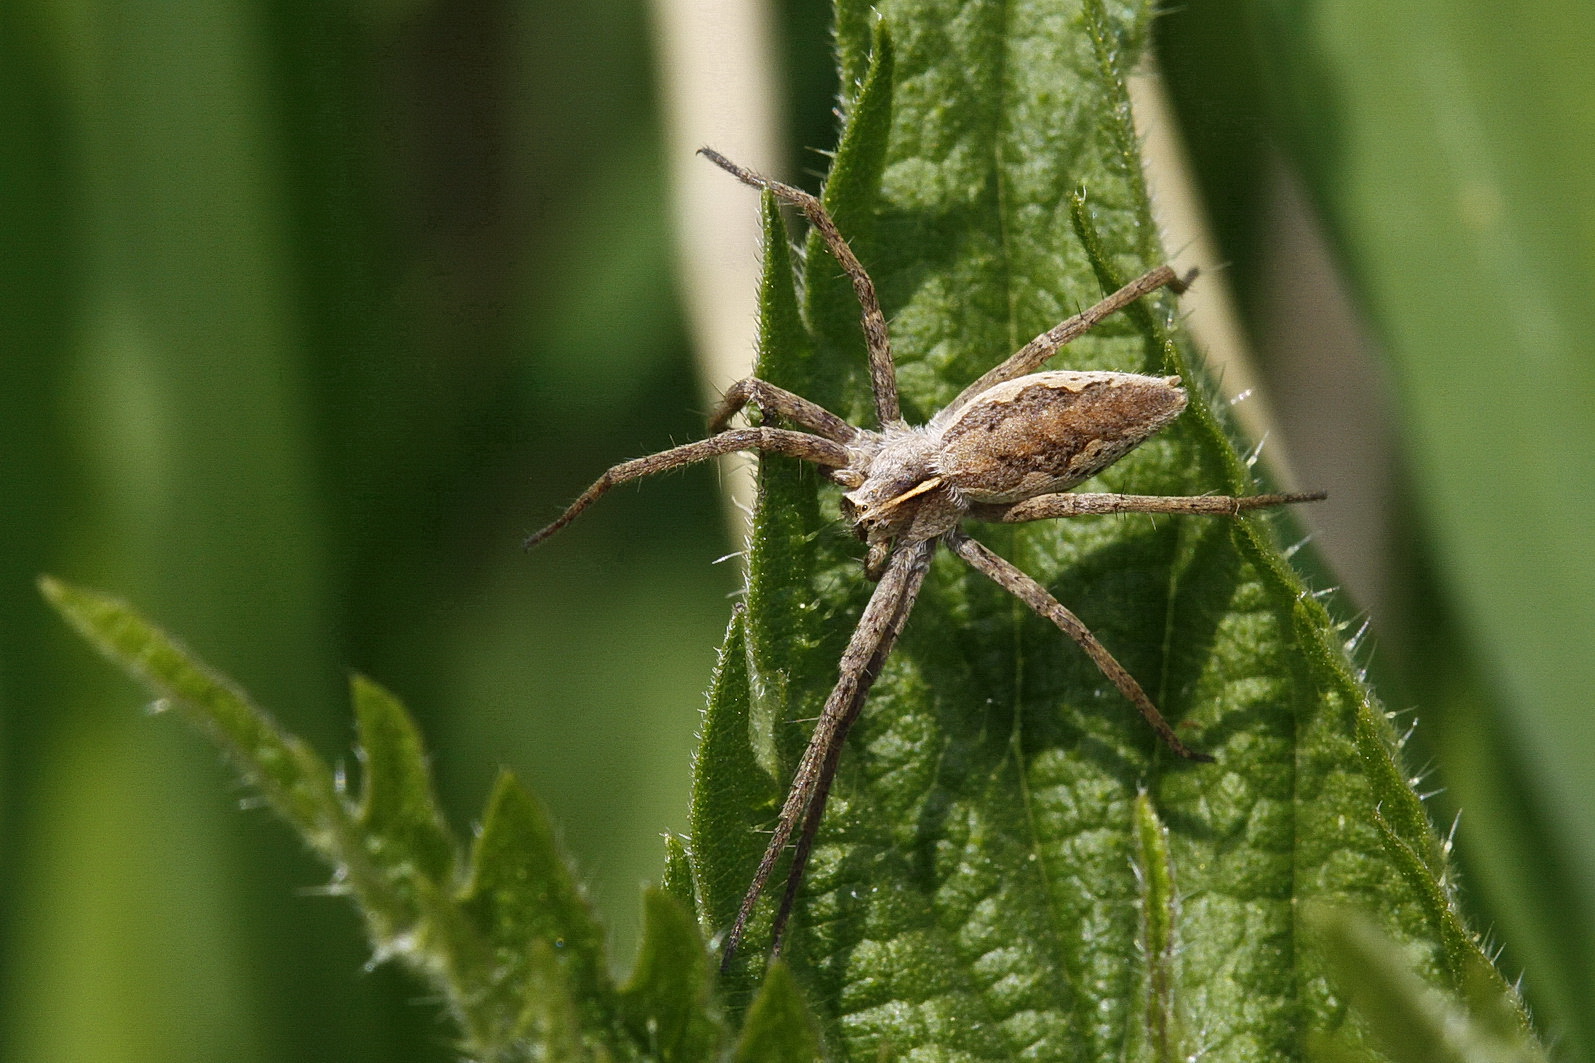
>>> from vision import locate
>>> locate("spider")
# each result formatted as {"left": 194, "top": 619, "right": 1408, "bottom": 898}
{"left": 526, "top": 148, "right": 1325, "bottom": 967}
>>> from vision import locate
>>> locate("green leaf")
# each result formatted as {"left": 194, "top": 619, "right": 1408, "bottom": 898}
{"left": 689, "top": 0, "right": 1538, "bottom": 1057}
{"left": 457, "top": 772, "right": 617, "bottom": 1048}
{"left": 618, "top": 888, "right": 725, "bottom": 1060}
{"left": 732, "top": 962, "right": 823, "bottom": 1063}
{"left": 38, "top": 575, "right": 344, "bottom": 851}
{"left": 1238, "top": 0, "right": 1595, "bottom": 1053}
{"left": 39, "top": 576, "right": 727, "bottom": 1061}
{"left": 661, "top": 833, "right": 697, "bottom": 914}
{"left": 352, "top": 674, "right": 457, "bottom": 895}
{"left": 1129, "top": 793, "right": 1190, "bottom": 1061}
{"left": 689, "top": 608, "right": 778, "bottom": 956}
{"left": 1306, "top": 905, "right": 1549, "bottom": 1063}
{"left": 517, "top": 939, "right": 600, "bottom": 1063}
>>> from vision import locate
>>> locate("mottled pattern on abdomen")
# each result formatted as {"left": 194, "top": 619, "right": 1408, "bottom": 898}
{"left": 936, "top": 371, "right": 1186, "bottom": 503}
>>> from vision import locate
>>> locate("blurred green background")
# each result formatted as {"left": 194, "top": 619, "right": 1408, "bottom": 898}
{"left": 3, "top": 0, "right": 1592, "bottom": 1060}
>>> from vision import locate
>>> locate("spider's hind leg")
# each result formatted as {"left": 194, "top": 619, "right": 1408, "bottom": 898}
{"left": 948, "top": 531, "right": 1213, "bottom": 762}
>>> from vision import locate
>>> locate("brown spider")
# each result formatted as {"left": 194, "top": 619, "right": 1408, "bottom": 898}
{"left": 526, "top": 148, "right": 1324, "bottom": 967}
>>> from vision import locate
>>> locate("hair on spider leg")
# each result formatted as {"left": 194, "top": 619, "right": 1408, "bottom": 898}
{"left": 526, "top": 148, "right": 1326, "bottom": 967}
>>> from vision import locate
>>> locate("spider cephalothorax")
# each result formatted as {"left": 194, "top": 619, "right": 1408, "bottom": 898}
{"left": 526, "top": 148, "right": 1324, "bottom": 966}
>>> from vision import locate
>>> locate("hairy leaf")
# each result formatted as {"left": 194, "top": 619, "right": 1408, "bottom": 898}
{"left": 733, "top": 963, "right": 824, "bottom": 1063}
{"left": 618, "top": 889, "right": 725, "bottom": 1060}
{"left": 1306, "top": 905, "right": 1550, "bottom": 1063}
{"left": 687, "top": 0, "right": 1534, "bottom": 1058}
{"left": 38, "top": 576, "right": 719, "bottom": 1062}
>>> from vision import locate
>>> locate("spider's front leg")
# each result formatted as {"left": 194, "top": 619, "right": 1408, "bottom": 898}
{"left": 709, "top": 377, "right": 858, "bottom": 444}
{"left": 524, "top": 428, "right": 851, "bottom": 549}
{"left": 699, "top": 147, "right": 903, "bottom": 430}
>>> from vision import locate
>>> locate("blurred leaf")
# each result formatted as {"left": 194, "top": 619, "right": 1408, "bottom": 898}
{"left": 515, "top": 939, "right": 593, "bottom": 1063}
{"left": 454, "top": 772, "right": 617, "bottom": 1051}
{"left": 1246, "top": 0, "right": 1595, "bottom": 1054}
{"left": 352, "top": 675, "right": 457, "bottom": 890}
{"left": 618, "top": 889, "right": 725, "bottom": 1060}
{"left": 38, "top": 576, "right": 342, "bottom": 847}
{"left": 38, "top": 576, "right": 732, "bottom": 1061}
{"left": 1307, "top": 905, "right": 1548, "bottom": 1063}
{"left": 686, "top": 0, "right": 1541, "bottom": 1057}
{"left": 16, "top": 0, "right": 365, "bottom": 1052}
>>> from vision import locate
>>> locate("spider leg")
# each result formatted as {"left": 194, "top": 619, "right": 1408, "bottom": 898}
{"left": 937, "top": 265, "right": 1195, "bottom": 425}
{"left": 524, "top": 428, "right": 851, "bottom": 549}
{"left": 710, "top": 377, "right": 859, "bottom": 443}
{"left": 721, "top": 538, "right": 934, "bottom": 969}
{"left": 946, "top": 531, "right": 1212, "bottom": 762}
{"left": 969, "top": 489, "right": 1326, "bottom": 524}
{"left": 699, "top": 147, "right": 902, "bottom": 430}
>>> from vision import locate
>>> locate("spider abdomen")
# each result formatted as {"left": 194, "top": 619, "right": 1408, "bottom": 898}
{"left": 935, "top": 371, "right": 1186, "bottom": 503}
